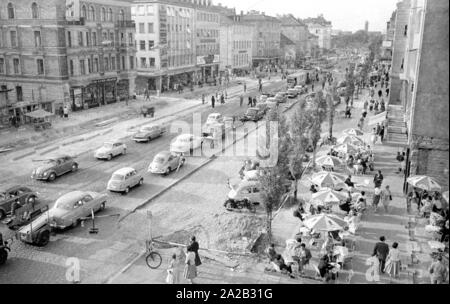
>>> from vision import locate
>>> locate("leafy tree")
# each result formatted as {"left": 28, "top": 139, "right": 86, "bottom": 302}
{"left": 345, "top": 65, "right": 356, "bottom": 105}
{"left": 326, "top": 85, "right": 337, "bottom": 141}
{"left": 308, "top": 91, "right": 328, "bottom": 169}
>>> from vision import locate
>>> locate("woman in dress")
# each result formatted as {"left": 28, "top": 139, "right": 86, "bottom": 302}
{"left": 166, "top": 254, "right": 176, "bottom": 284}
{"left": 381, "top": 185, "right": 392, "bottom": 213}
{"left": 384, "top": 242, "right": 401, "bottom": 279}
{"left": 373, "top": 187, "right": 381, "bottom": 212}
{"left": 370, "top": 128, "right": 377, "bottom": 145}
{"left": 183, "top": 247, "right": 197, "bottom": 284}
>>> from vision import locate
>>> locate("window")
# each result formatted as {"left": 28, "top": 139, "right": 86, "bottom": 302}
{"left": 7, "top": 3, "right": 14, "bottom": 19}
{"left": 81, "top": 5, "right": 87, "bottom": 18}
{"left": 0, "top": 58, "right": 4, "bottom": 74}
{"left": 129, "top": 56, "right": 134, "bottom": 69}
{"left": 31, "top": 2, "right": 39, "bottom": 19}
{"left": 121, "top": 56, "right": 125, "bottom": 70}
{"left": 32, "top": 31, "right": 42, "bottom": 47}
{"left": 88, "top": 6, "right": 95, "bottom": 21}
{"left": 13, "top": 58, "right": 20, "bottom": 74}
{"left": 149, "top": 57, "right": 155, "bottom": 67}
{"left": 137, "top": 5, "right": 145, "bottom": 15}
{"left": 148, "top": 40, "right": 154, "bottom": 49}
{"left": 140, "top": 57, "right": 146, "bottom": 68}
{"left": 108, "top": 8, "right": 113, "bottom": 21}
{"left": 10, "top": 31, "right": 17, "bottom": 48}
{"left": 1, "top": 85, "right": 8, "bottom": 100}
{"left": 80, "top": 60, "right": 85, "bottom": 74}
{"left": 37, "top": 59, "right": 44, "bottom": 75}
{"left": 404, "top": 25, "right": 408, "bottom": 36}
{"left": 128, "top": 33, "right": 133, "bottom": 45}
{"left": 16, "top": 86, "right": 23, "bottom": 101}
{"left": 139, "top": 40, "right": 145, "bottom": 50}
{"left": 131, "top": 6, "right": 136, "bottom": 16}
{"left": 139, "top": 23, "right": 145, "bottom": 34}
{"left": 69, "top": 60, "right": 74, "bottom": 76}
{"left": 88, "top": 58, "right": 92, "bottom": 73}
{"left": 92, "top": 32, "right": 97, "bottom": 46}
{"left": 94, "top": 58, "right": 98, "bottom": 72}
{"left": 86, "top": 32, "right": 90, "bottom": 46}
{"left": 104, "top": 57, "right": 109, "bottom": 71}
{"left": 119, "top": 9, "right": 124, "bottom": 21}
{"left": 146, "top": 5, "right": 154, "bottom": 15}
{"left": 101, "top": 7, "right": 106, "bottom": 21}
{"left": 111, "top": 57, "right": 116, "bottom": 70}
{"left": 109, "top": 32, "right": 114, "bottom": 44}
{"left": 78, "top": 31, "right": 84, "bottom": 46}
{"left": 67, "top": 31, "right": 72, "bottom": 47}
{"left": 148, "top": 23, "right": 154, "bottom": 33}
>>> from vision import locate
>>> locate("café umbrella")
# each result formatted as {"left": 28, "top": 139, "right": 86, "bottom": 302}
{"left": 312, "top": 188, "right": 349, "bottom": 204}
{"left": 310, "top": 171, "right": 347, "bottom": 189}
{"left": 406, "top": 175, "right": 442, "bottom": 192}
{"left": 336, "top": 135, "right": 364, "bottom": 146}
{"left": 333, "top": 143, "right": 359, "bottom": 155}
{"left": 342, "top": 128, "right": 364, "bottom": 136}
{"left": 315, "top": 155, "right": 342, "bottom": 168}
{"left": 303, "top": 213, "right": 347, "bottom": 232}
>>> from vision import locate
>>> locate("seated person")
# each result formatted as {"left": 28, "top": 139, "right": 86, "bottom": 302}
{"left": 296, "top": 243, "right": 312, "bottom": 274}
{"left": 357, "top": 191, "right": 367, "bottom": 207}
{"left": 322, "top": 233, "right": 335, "bottom": 253}
{"left": 344, "top": 175, "right": 355, "bottom": 188}
{"left": 345, "top": 106, "right": 352, "bottom": 118}
{"left": 318, "top": 251, "right": 337, "bottom": 281}
{"left": 266, "top": 244, "right": 277, "bottom": 261}
{"left": 310, "top": 184, "right": 318, "bottom": 193}
{"left": 339, "top": 197, "right": 352, "bottom": 214}
{"left": 329, "top": 230, "right": 342, "bottom": 242}
{"left": 352, "top": 198, "right": 365, "bottom": 212}
{"left": 421, "top": 197, "right": 433, "bottom": 217}
{"left": 273, "top": 254, "right": 294, "bottom": 277}
{"left": 432, "top": 194, "right": 443, "bottom": 213}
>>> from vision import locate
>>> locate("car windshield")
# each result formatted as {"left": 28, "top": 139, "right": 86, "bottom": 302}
{"left": 111, "top": 174, "right": 124, "bottom": 181}
{"left": 103, "top": 143, "right": 113, "bottom": 149}
{"left": 154, "top": 155, "right": 166, "bottom": 163}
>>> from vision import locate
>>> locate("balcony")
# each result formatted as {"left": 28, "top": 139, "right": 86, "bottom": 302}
{"left": 116, "top": 20, "right": 135, "bottom": 28}
{"left": 67, "top": 17, "right": 85, "bottom": 26}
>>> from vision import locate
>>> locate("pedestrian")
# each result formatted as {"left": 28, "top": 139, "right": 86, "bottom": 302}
{"left": 311, "top": 83, "right": 315, "bottom": 92}
{"left": 372, "top": 236, "right": 389, "bottom": 274}
{"left": 379, "top": 125, "right": 385, "bottom": 143}
{"left": 239, "top": 95, "right": 243, "bottom": 107}
{"left": 386, "top": 88, "right": 389, "bottom": 96}
{"left": 144, "top": 88, "right": 150, "bottom": 101}
{"left": 396, "top": 152, "right": 405, "bottom": 173}
{"left": 211, "top": 95, "right": 215, "bottom": 108}
{"left": 380, "top": 99, "right": 385, "bottom": 112}
{"left": 220, "top": 93, "right": 225, "bottom": 104}
{"left": 375, "top": 123, "right": 381, "bottom": 138}
{"left": 428, "top": 255, "right": 448, "bottom": 284}
{"left": 371, "top": 128, "right": 378, "bottom": 145}
{"left": 243, "top": 82, "right": 247, "bottom": 93}
{"left": 59, "top": 106, "right": 64, "bottom": 118}
{"left": 363, "top": 99, "right": 368, "bottom": 112}
{"left": 248, "top": 96, "right": 253, "bottom": 107}
{"left": 384, "top": 242, "right": 401, "bottom": 279}
{"left": 378, "top": 89, "right": 382, "bottom": 99}
{"left": 374, "top": 170, "right": 384, "bottom": 188}
{"left": 252, "top": 97, "right": 257, "bottom": 107}
{"left": 63, "top": 105, "right": 69, "bottom": 119}
{"left": 183, "top": 247, "right": 197, "bottom": 284}
{"left": 358, "top": 115, "right": 365, "bottom": 131}
{"left": 369, "top": 99, "right": 374, "bottom": 112}
{"left": 381, "top": 185, "right": 392, "bottom": 213}
{"left": 166, "top": 254, "right": 176, "bottom": 284}
{"left": 373, "top": 186, "right": 381, "bottom": 211}
{"left": 259, "top": 83, "right": 263, "bottom": 93}
{"left": 201, "top": 94, "right": 205, "bottom": 105}
{"left": 297, "top": 243, "right": 312, "bottom": 275}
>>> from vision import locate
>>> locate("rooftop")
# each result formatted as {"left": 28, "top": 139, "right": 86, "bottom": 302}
{"left": 302, "top": 14, "right": 332, "bottom": 26}
{"left": 240, "top": 11, "right": 281, "bottom": 23}
{"left": 277, "top": 14, "right": 306, "bottom": 26}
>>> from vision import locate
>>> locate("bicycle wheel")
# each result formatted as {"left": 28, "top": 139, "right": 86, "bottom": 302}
{"left": 146, "top": 251, "right": 162, "bottom": 269}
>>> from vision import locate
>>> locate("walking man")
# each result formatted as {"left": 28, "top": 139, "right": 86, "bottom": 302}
{"left": 201, "top": 93, "right": 205, "bottom": 105}
{"left": 372, "top": 236, "right": 389, "bottom": 274}
{"left": 252, "top": 97, "right": 257, "bottom": 107}
{"left": 429, "top": 255, "right": 448, "bottom": 284}
{"left": 63, "top": 105, "right": 69, "bottom": 119}
{"left": 379, "top": 125, "right": 385, "bottom": 143}
{"left": 211, "top": 95, "right": 215, "bottom": 108}
{"left": 248, "top": 96, "right": 253, "bottom": 107}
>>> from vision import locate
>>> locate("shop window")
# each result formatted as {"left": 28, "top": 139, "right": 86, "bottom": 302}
{"left": 10, "top": 31, "right": 17, "bottom": 48}
{"left": 7, "top": 3, "right": 14, "bottom": 19}
{"left": 16, "top": 86, "right": 23, "bottom": 102}
{"left": 31, "top": 2, "right": 39, "bottom": 19}
{"left": 13, "top": 58, "right": 20, "bottom": 74}
{"left": 37, "top": 59, "right": 44, "bottom": 75}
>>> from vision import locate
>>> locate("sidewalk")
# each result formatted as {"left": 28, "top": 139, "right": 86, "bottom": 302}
{"left": 271, "top": 86, "right": 437, "bottom": 284}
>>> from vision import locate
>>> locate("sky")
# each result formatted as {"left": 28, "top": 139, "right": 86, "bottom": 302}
{"left": 217, "top": 0, "right": 399, "bottom": 32}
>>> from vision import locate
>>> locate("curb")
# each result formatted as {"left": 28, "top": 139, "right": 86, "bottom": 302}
{"left": 95, "top": 117, "right": 119, "bottom": 127}
{"left": 62, "top": 137, "right": 85, "bottom": 146}
{"left": 12, "top": 150, "right": 35, "bottom": 161}
{"left": 84, "top": 133, "right": 101, "bottom": 141}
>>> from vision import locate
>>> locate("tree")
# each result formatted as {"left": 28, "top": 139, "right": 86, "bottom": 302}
{"left": 308, "top": 91, "right": 328, "bottom": 169}
{"left": 345, "top": 65, "right": 356, "bottom": 106}
{"left": 326, "top": 85, "right": 337, "bottom": 141}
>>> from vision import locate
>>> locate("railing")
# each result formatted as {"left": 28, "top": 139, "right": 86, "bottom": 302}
{"left": 116, "top": 20, "right": 135, "bottom": 28}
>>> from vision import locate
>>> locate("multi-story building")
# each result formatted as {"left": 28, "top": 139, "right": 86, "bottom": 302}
{"left": 279, "top": 33, "right": 295, "bottom": 68}
{"left": 307, "top": 33, "right": 319, "bottom": 58}
{"left": 0, "top": 0, "right": 136, "bottom": 126}
{"left": 386, "top": 0, "right": 449, "bottom": 189}
{"left": 240, "top": 11, "right": 281, "bottom": 68}
{"left": 219, "top": 14, "right": 253, "bottom": 76}
{"left": 66, "top": 0, "right": 137, "bottom": 111}
{"left": 277, "top": 14, "right": 308, "bottom": 63}
{"left": 303, "top": 15, "right": 332, "bottom": 51}
{"left": 381, "top": 11, "right": 396, "bottom": 61}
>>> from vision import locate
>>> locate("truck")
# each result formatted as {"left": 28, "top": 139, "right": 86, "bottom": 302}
{"left": 15, "top": 205, "right": 52, "bottom": 247}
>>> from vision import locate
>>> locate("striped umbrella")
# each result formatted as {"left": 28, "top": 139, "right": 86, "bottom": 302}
{"left": 333, "top": 143, "right": 359, "bottom": 154}
{"left": 303, "top": 213, "right": 347, "bottom": 232}
{"left": 343, "top": 128, "right": 364, "bottom": 136}
{"left": 310, "top": 171, "right": 347, "bottom": 189}
{"left": 407, "top": 175, "right": 442, "bottom": 192}
{"left": 337, "top": 135, "right": 364, "bottom": 146}
{"left": 312, "top": 188, "right": 349, "bottom": 204}
{"left": 315, "top": 155, "right": 343, "bottom": 168}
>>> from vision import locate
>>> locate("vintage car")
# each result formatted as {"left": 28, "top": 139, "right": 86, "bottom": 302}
{"left": 205, "top": 113, "right": 223, "bottom": 125}
{"left": 265, "top": 97, "right": 278, "bottom": 109}
{"left": 94, "top": 141, "right": 127, "bottom": 160}
{"left": 274, "top": 92, "right": 287, "bottom": 103}
{"left": 148, "top": 151, "right": 185, "bottom": 175}
{"left": 0, "top": 186, "right": 37, "bottom": 219}
{"left": 294, "top": 85, "right": 308, "bottom": 94}
{"left": 132, "top": 124, "right": 165, "bottom": 142}
{"left": 48, "top": 191, "right": 107, "bottom": 229}
{"left": 31, "top": 155, "right": 78, "bottom": 182}
{"left": 254, "top": 103, "right": 268, "bottom": 115}
{"left": 170, "top": 134, "right": 203, "bottom": 154}
{"left": 227, "top": 180, "right": 262, "bottom": 204}
{"left": 107, "top": 167, "right": 144, "bottom": 194}
{"left": 240, "top": 107, "right": 265, "bottom": 122}
{"left": 259, "top": 95, "right": 269, "bottom": 103}
{"left": 286, "top": 89, "right": 298, "bottom": 98}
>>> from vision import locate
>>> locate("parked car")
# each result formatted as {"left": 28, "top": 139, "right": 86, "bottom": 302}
{"left": 240, "top": 107, "right": 265, "bottom": 122}
{"left": 48, "top": 191, "right": 107, "bottom": 229}
{"left": 294, "top": 85, "right": 308, "bottom": 94}
{"left": 132, "top": 124, "right": 165, "bottom": 142}
{"left": 170, "top": 134, "right": 203, "bottom": 154}
{"left": 255, "top": 103, "right": 268, "bottom": 115}
{"left": 265, "top": 97, "right": 278, "bottom": 109}
{"left": 107, "top": 167, "right": 144, "bottom": 194}
{"left": 148, "top": 151, "right": 185, "bottom": 175}
{"left": 31, "top": 155, "right": 78, "bottom": 182}
{"left": 274, "top": 92, "right": 287, "bottom": 103}
{"left": 0, "top": 186, "right": 37, "bottom": 219}
{"left": 227, "top": 180, "right": 262, "bottom": 204}
{"left": 259, "top": 95, "right": 269, "bottom": 103}
{"left": 94, "top": 141, "right": 127, "bottom": 160}
{"left": 286, "top": 89, "right": 298, "bottom": 98}
{"left": 205, "top": 113, "right": 223, "bottom": 125}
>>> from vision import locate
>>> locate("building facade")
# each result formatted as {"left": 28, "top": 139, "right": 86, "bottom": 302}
{"left": 381, "top": 11, "right": 396, "bottom": 61}
{"left": 240, "top": 11, "right": 281, "bottom": 68}
{"left": 219, "top": 15, "right": 253, "bottom": 76}
{"left": 303, "top": 15, "right": 332, "bottom": 50}
{"left": 277, "top": 14, "right": 308, "bottom": 62}
{"left": 279, "top": 33, "right": 295, "bottom": 68}
{"left": 0, "top": 0, "right": 137, "bottom": 126}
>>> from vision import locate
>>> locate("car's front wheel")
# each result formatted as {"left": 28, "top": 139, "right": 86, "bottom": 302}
{"left": 164, "top": 167, "right": 171, "bottom": 176}
{"left": 36, "top": 230, "right": 50, "bottom": 247}
{"left": 138, "top": 178, "right": 144, "bottom": 186}
{"left": 71, "top": 163, "right": 78, "bottom": 172}
{"left": 107, "top": 154, "right": 113, "bottom": 161}
{"left": 48, "top": 172, "right": 56, "bottom": 181}
{"left": 123, "top": 187, "right": 130, "bottom": 195}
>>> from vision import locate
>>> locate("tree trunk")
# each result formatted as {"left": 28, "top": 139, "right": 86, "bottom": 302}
{"left": 266, "top": 210, "right": 273, "bottom": 244}
{"left": 312, "top": 143, "right": 317, "bottom": 170}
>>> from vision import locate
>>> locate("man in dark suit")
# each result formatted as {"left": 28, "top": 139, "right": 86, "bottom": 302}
{"left": 372, "top": 236, "right": 389, "bottom": 273}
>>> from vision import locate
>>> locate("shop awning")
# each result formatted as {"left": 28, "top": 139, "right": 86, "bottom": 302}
{"left": 24, "top": 109, "right": 54, "bottom": 119}
{"left": 368, "top": 111, "right": 387, "bottom": 126}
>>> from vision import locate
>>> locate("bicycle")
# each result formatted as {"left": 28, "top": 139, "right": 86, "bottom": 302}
{"left": 145, "top": 240, "right": 162, "bottom": 269}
